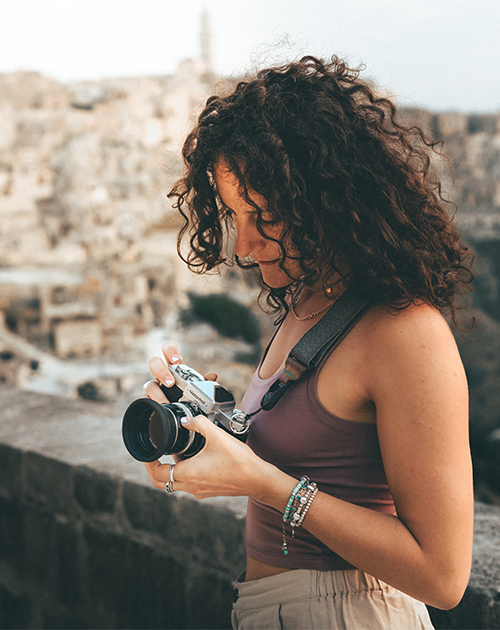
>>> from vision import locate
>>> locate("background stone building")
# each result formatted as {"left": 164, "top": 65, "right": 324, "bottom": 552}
{"left": 1, "top": 30, "right": 500, "bottom": 500}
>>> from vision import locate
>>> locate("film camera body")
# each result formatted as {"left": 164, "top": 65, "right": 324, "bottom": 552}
{"left": 122, "top": 363, "right": 251, "bottom": 462}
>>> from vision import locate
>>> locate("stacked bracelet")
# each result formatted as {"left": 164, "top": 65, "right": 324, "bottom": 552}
{"left": 282, "top": 476, "right": 318, "bottom": 555}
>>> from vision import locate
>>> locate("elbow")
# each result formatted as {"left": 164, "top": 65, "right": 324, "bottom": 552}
{"left": 425, "top": 574, "right": 469, "bottom": 611}
{"left": 418, "top": 546, "right": 472, "bottom": 610}
{"left": 430, "top": 592, "right": 464, "bottom": 611}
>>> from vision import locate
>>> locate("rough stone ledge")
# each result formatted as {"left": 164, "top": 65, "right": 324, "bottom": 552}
{"left": 0, "top": 384, "right": 499, "bottom": 629}
{"left": 0, "top": 385, "right": 246, "bottom": 629}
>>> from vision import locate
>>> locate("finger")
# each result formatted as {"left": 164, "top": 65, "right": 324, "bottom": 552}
{"left": 144, "top": 461, "right": 182, "bottom": 491}
{"left": 148, "top": 356, "right": 175, "bottom": 387}
{"left": 143, "top": 379, "right": 168, "bottom": 403}
{"left": 204, "top": 371, "right": 218, "bottom": 382}
{"left": 161, "top": 343, "right": 183, "bottom": 365}
{"left": 181, "top": 414, "right": 218, "bottom": 438}
{"left": 144, "top": 460, "right": 165, "bottom": 489}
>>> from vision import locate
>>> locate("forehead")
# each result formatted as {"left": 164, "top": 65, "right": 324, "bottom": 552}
{"left": 213, "top": 161, "right": 266, "bottom": 211}
{"left": 213, "top": 161, "right": 239, "bottom": 192}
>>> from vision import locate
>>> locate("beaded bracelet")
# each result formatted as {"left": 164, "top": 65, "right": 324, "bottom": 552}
{"left": 286, "top": 482, "right": 313, "bottom": 527}
{"left": 290, "top": 482, "right": 316, "bottom": 531}
{"left": 295, "top": 486, "right": 318, "bottom": 528}
{"left": 283, "top": 477, "right": 309, "bottom": 525}
{"left": 282, "top": 476, "right": 318, "bottom": 555}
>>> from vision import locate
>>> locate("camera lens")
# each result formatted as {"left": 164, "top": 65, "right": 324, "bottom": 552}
{"left": 122, "top": 398, "right": 205, "bottom": 462}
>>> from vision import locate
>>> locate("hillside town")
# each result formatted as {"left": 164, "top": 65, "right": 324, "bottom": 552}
{"left": 1, "top": 17, "right": 500, "bottom": 406}
{"left": 0, "top": 18, "right": 261, "bottom": 402}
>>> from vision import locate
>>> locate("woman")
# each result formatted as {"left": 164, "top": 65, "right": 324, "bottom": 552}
{"left": 144, "top": 56, "right": 474, "bottom": 629}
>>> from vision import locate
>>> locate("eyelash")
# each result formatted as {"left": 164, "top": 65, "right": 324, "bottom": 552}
{"left": 223, "top": 207, "right": 280, "bottom": 227}
{"left": 261, "top": 217, "right": 281, "bottom": 227}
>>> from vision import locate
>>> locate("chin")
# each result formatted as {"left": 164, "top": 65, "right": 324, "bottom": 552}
{"left": 260, "top": 271, "right": 296, "bottom": 289}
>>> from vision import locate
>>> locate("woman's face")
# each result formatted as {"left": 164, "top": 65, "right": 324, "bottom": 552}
{"left": 214, "top": 162, "right": 302, "bottom": 288}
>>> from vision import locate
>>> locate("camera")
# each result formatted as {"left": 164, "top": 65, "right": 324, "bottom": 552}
{"left": 122, "top": 363, "right": 251, "bottom": 462}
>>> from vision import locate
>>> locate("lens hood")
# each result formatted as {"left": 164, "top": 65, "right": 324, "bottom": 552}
{"left": 122, "top": 398, "right": 178, "bottom": 462}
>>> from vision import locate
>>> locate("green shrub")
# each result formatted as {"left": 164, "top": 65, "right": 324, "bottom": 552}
{"left": 187, "top": 293, "right": 261, "bottom": 344}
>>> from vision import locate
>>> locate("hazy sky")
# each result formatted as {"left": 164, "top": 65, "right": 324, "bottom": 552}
{"left": 1, "top": 0, "right": 499, "bottom": 112}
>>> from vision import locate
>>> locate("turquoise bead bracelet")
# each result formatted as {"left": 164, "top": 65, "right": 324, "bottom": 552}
{"left": 282, "top": 476, "right": 318, "bottom": 555}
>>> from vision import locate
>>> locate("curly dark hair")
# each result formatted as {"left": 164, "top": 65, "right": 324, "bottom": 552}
{"left": 169, "top": 55, "right": 473, "bottom": 326}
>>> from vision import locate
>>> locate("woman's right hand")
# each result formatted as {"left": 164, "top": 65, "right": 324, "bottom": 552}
{"left": 145, "top": 343, "right": 183, "bottom": 403}
{"left": 144, "top": 342, "right": 218, "bottom": 405}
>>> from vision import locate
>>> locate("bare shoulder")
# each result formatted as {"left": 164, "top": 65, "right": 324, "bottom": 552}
{"left": 361, "top": 302, "right": 462, "bottom": 368}
{"left": 363, "top": 300, "right": 455, "bottom": 342}
{"left": 317, "top": 301, "right": 465, "bottom": 423}
{"left": 355, "top": 301, "right": 467, "bottom": 410}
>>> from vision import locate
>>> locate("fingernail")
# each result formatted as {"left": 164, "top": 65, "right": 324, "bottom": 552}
{"left": 171, "top": 354, "right": 182, "bottom": 363}
{"left": 180, "top": 417, "right": 190, "bottom": 425}
{"left": 165, "top": 379, "right": 174, "bottom": 387}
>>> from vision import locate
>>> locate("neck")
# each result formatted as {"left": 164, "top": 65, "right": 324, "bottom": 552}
{"left": 291, "top": 281, "right": 345, "bottom": 321}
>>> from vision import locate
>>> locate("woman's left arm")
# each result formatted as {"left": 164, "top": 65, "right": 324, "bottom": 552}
{"left": 297, "top": 305, "right": 474, "bottom": 609}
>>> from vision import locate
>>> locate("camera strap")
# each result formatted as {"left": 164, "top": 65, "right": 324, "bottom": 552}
{"left": 257, "top": 289, "right": 373, "bottom": 413}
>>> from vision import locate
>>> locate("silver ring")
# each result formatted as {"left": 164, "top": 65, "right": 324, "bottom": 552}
{"left": 143, "top": 379, "right": 158, "bottom": 392}
{"left": 169, "top": 464, "right": 176, "bottom": 483}
{"left": 165, "top": 480, "right": 175, "bottom": 493}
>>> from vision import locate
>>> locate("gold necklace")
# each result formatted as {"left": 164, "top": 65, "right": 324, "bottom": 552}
{"left": 291, "top": 286, "right": 342, "bottom": 321}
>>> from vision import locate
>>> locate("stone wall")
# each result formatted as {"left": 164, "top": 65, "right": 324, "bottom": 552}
{"left": 0, "top": 384, "right": 247, "bottom": 629}
{"left": 0, "top": 384, "right": 499, "bottom": 629}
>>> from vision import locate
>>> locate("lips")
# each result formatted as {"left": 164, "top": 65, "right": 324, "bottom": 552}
{"left": 256, "top": 258, "right": 281, "bottom": 266}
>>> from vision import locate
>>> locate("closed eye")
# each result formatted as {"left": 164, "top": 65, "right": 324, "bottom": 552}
{"left": 220, "top": 202, "right": 281, "bottom": 229}
{"left": 260, "top": 217, "right": 281, "bottom": 227}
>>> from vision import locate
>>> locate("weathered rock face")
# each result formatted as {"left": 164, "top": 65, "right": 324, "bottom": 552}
{"left": 400, "top": 108, "right": 500, "bottom": 238}
{"left": 0, "top": 67, "right": 252, "bottom": 366}
{"left": 1, "top": 71, "right": 500, "bottom": 425}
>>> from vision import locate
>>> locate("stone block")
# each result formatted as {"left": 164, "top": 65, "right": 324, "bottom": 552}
{"left": 122, "top": 481, "right": 175, "bottom": 536}
{"left": 0, "top": 498, "right": 24, "bottom": 564}
{"left": 41, "top": 606, "right": 99, "bottom": 630}
{"left": 0, "top": 103, "right": 15, "bottom": 151}
{"left": 53, "top": 319, "right": 102, "bottom": 358}
{"left": 434, "top": 113, "right": 469, "bottom": 137}
{"left": 119, "top": 538, "right": 186, "bottom": 630}
{"left": 186, "top": 571, "right": 234, "bottom": 630}
{"left": 74, "top": 465, "right": 119, "bottom": 514}
{"left": 169, "top": 493, "right": 246, "bottom": 573}
{"left": 51, "top": 516, "right": 85, "bottom": 610}
{"left": 22, "top": 502, "right": 55, "bottom": 583}
{"left": 0, "top": 583, "right": 32, "bottom": 630}
{"left": 0, "top": 443, "right": 23, "bottom": 499}
{"left": 84, "top": 524, "right": 186, "bottom": 629}
{"left": 24, "top": 452, "right": 75, "bottom": 518}
{"left": 0, "top": 211, "right": 39, "bottom": 235}
{"left": 468, "top": 114, "right": 500, "bottom": 135}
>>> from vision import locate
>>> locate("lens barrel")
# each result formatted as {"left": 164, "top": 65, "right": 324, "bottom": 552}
{"left": 122, "top": 399, "right": 205, "bottom": 462}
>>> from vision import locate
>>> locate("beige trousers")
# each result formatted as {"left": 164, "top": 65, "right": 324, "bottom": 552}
{"left": 231, "top": 569, "right": 435, "bottom": 630}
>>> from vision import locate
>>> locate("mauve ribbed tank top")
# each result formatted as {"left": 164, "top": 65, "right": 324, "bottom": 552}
{"left": 241, "top": 325, "right": 397, "bottom": 571}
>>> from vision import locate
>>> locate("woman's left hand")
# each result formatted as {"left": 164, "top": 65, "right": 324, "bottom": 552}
{"left": 144, "top": 414, "right": 281, "bottom": 501}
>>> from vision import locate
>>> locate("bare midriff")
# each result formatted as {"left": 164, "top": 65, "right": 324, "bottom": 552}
{"left": 245, "top": 556, "right": 292, "bottom": 582}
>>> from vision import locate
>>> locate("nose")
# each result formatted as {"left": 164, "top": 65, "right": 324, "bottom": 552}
{"left": 234, "top": 218, "right": 264, "bottom": 259}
